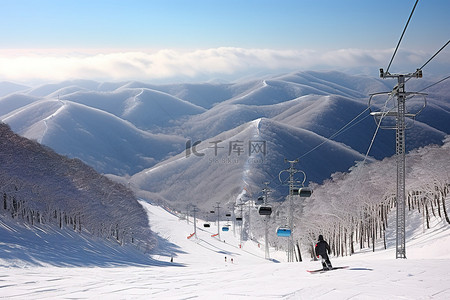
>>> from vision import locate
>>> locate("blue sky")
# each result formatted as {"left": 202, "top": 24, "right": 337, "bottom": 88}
{"left": 0, "top": 0, "right": 449, "bottom": 83}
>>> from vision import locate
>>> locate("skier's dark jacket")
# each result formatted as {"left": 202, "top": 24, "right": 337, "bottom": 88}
{"left": 315, "top": 235, "right": 331, "bottom": 257}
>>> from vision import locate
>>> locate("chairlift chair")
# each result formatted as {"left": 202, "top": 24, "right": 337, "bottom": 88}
{"left": 258, "top": 205, "right": 272, "bottom": 216}
{"left": 299, "top": 187, "right": 313, "bottom": 197}
{"left": 276, "top": 226, "right": 291, "bottom": 237}
{"left": 292, "top": 187, "right": 312, "bottom": 197}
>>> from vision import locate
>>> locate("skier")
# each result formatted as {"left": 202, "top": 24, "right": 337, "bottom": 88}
{"left": 315, "top": 235, "right": 333, "bottom": 270}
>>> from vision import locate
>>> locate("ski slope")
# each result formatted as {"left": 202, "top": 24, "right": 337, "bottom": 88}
{"left": 1, "top": 200, "right": 449, "bottom": 299}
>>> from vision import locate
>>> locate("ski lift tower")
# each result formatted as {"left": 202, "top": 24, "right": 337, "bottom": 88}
{"left": 371, "top": 68, "right": 425, "bottom": 259}
{"left": 279, "top": 159, "right": 312, "bottom": 262}
{"left": 214, "top": 202, "right": 221, "bottom": 240}
{"left": 261, "top": 182, "right": 271, "bottom": 260}
{"left": 192, "top": 205, "right": 198, "bottom": 238}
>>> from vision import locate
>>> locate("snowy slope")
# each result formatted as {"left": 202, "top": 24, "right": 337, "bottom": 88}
{"left": 0, "top": 216, "right": 157, "bottom": 268}
{"left": 25, "top": 79, "right": 102, "bottom": 97}
{"left": 1, "top": 199, "right": 449, "bottom": 299}
{"left": 62, "top": 87, "right": 206, "bottom": 130}
{"left": 0, "top": 81, "right": 29, "bottom": 97}
{"left": 0, "top": 93, "right": 40, "bottom": 115}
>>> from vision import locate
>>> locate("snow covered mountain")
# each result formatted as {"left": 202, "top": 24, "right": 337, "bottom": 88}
{"left": 1, "top": 98, "right": 185, "bottom": 175}
{"left": 130, "top": 117, "right": 370, "bottom": 210}
{"left": 1, "top": 71, "right": 448, "bottom": 210}
{"left": 0, "top": 123, "right": 155, "bottom": 251}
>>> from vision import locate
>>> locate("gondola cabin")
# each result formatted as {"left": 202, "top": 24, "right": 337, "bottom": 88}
{"left": 258, "top": 206, "right": 272, "bottom": 216}
{"left": 276, "top": 226, "right": 291, "bottom": 237}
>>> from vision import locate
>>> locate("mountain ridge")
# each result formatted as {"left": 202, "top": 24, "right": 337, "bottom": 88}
{"left": 1, "top": 70, "right": 448, "bottom": 210}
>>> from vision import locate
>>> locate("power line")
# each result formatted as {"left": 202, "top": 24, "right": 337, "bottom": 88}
{"left": 386, "top": 0, "right": 420, "bottom": 74}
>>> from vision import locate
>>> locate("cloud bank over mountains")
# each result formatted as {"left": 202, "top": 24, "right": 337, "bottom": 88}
{"left": 1, "top": 47, "right": 448, "bottom": 84}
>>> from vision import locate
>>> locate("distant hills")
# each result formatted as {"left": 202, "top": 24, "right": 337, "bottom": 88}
{"left": 1, "top": 71, "right": 448, "bottom": 210}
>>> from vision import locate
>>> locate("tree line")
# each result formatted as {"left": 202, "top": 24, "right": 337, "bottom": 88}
{"left": 246, "top": 137, "right": 449, "bottom": 259}
{"left": 0, "top": 122, "right": 156, "bottom": 252}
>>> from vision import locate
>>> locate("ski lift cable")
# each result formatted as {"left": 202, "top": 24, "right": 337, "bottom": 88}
{"left": 329, "top": 113, "right": 372, "bottom": 140}
{"left": 385, "top": 0, "right": 420, "bottom": 74}
{"left": 361, "top": 94, "right": 394, "bottom": 165}
{"left": 405, "top": 39, "right": 450, "bottom": 85}
{"left": 417, "top": 75, "right": 450, "bottom": 93}
{"left": 266, "top": 106, "right": 372, "bottom": 189}
{"left": 418, "top": 40, "right": 450, "bottom": 71}
{"left": 343, "top": 93, "right": 394, "bottom": 189}
{"left": 265, "top": 106, "right": 373, "bottom": 191}
{"left": 340, "top": 104, "right": 393, "bottom": 210}
{"left": 296, "top": 106, "right": 371, "bottom": 160}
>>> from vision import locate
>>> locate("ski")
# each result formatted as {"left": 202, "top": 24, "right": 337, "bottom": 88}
{"left": 307, "top": 266, "right": 349, "bottom": 274}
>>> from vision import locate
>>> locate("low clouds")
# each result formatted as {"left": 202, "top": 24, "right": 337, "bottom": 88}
{"left": 0, "top": 47, "right": 446, "bottom": 84}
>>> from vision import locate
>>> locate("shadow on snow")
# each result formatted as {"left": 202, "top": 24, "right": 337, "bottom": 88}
{"left": 0, "top": 217, "right": 183, "bottom": 268}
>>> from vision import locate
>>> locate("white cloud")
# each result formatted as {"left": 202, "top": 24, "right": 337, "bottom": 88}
{"left": 0, "top": 47, "right": 446, "bottom": 84}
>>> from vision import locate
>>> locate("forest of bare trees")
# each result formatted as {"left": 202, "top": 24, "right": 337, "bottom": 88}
{"left": 247, "top": 137, "right": 449, "bottom": 259}
{"left": 0, "top": 123, "right": 156, "bottom": 252}
{"left": 297, "top": 137, "right": 450, "bottom": 258}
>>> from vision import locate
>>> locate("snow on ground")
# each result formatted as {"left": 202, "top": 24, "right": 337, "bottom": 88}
{"left": 1, "top": 200, "right": 450, "bottom": 299}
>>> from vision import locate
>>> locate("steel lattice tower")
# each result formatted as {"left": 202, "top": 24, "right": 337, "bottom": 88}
{"left": 287, "top": 160, "right": 297, "bottom": 262}
{"left": 279, "top": 159, "right": 299, "bottom": 262}
{"left": 395, "top": 76, "right": 407, "bottom": 259}
{"left": 376, "top": 69, "right": 423, "bottom": 259}
{"left": 262, "top": 182, "right": 271, "bottom": 260}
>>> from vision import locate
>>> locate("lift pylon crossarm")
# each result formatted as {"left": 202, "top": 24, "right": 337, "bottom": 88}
{"left": 370, "top": 111, "right": 416, "bottom": 118}
{"left": 379, "top": 68, "right": 422, "bottom": 79}
{"left": 368, "top": 91, "right": 426, "bottom": 130}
